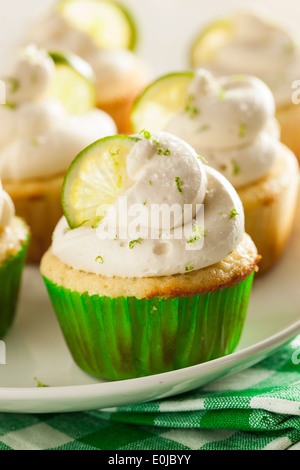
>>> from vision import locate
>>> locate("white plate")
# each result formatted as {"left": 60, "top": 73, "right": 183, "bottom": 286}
{"left": 0, "top": 198, "right": 299, "bottom": 414}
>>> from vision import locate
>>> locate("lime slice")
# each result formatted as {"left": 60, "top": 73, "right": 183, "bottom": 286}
{"left": 62, "top": 135, "right": 140, "bottom": 228}
{"left": 48, "top": 51, "right": 97, "bottom": 114}
{"left": 57, "top": 0, "right": 137, "bottom": 51}
{"left": 131, "top": 72, "right": 194, "bottom": 133}
{"left": 190, "top": 19, "right": 234, "bottom": 67}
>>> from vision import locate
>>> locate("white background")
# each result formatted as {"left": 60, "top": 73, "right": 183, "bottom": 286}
{"left": 1, "top": 0, "right": 300, "bottom": 76}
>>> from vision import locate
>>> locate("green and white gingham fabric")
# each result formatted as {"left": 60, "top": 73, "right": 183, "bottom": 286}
{"left": 0, "top": 335, "right": 299, "bottom": 451}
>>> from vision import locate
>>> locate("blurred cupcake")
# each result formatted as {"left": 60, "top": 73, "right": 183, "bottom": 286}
{"left": 0, "top": 45, "right": 117, "bottom": 263}
{"left": 27, "top": 0, "right": 151, "bottom": 133}
{"left": 190, "top": 10, "right": 300, "bottom": 162}
{"left": 0, "top": 181, "right": 30, "bottom": 338}
{"left": 131, "top": 70, "right": 299, "bottom": 273}
{"left": 41, "top": 132, "right": 259, "bottom": 380}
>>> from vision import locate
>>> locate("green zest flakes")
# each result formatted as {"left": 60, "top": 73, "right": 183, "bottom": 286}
{"left": 149, "top": 180, "right": 152, "bottom": 185}
{"left": 175, "top": 177, "right": 183, "bottom": 194}
{"left": 187, "top": 224, "right": 206, "bottom": 245}
{"left": 95, "top": 255, "right": 104, "bottom": 264}
{"left": 34, "top": 377, "right": 49, "bottom": 388}
{"left": 198, "top": 125, "right": 210, "bottom": 133}
{"left": 140, "top": 129, "right": 151, "bottom": 139}
{"left": 231, "top": 159, "right": 240, "bottom": 175}
{"left": 229, "top": 208, "right": 239, "bottom": 219}
{"left": 198, "top": 155, "right": 208, "bottom": 164}
{"left": 185, "top": 265, "right": 194, "bottom": 272}
{"left": 157, "top": 148, "right": 171, "bottom": 156}
{"left": 239, "top": 124, "right": 246, "bottom": 138}
{"left": 184, "top": 94, "right": 199, "bottom": 118}
{"left": 129, "top": 238, "right": 143, "bottom": 249}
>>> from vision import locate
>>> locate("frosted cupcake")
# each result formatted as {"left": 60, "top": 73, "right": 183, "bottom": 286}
{"left": 0, "top": 181, "right": 30, "bottom": 338}
{"left": 0, "top": 45, "right": 117, "bottom": 262}
{"left": 41, "top": 131, "right": 259, "bottom": 380}
{"left": 190, "top": 10, "right": 300, "bottom": 162}
{"left": 27, "top": 0, "right": 150, "bottom": 133}
{"left": 131, "top": 70, "right": 299, "bottom": 273}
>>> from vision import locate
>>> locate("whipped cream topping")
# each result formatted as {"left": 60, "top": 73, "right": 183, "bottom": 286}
{"left": 199, "top": 11, "right": 300, "bottom": 107}
{"left": 0, "top": 47, "right": 117, "bottom": 181}
{"left": 27, "top": 12, "right": 150, "bottom": 103}
{"left": 0, "top": 181, "right": 15, "bottom": 228}
{"left": 52, "top": 132, "right": 245, "bottom": 278}
{"left": 166, "top": 70, "right": 280, "bottom": 188}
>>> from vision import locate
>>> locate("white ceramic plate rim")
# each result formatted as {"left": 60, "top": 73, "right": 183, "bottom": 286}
{"left": 1, "top": 319, "right": 299, "bottom": 404}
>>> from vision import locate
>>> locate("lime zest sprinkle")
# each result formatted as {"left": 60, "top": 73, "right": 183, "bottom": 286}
{"left": 129, "top": 238, "right": 143, "bottom": 249}
{"left": 187, "top": 224, "right": 207, "bottom": 245}
{"left": 285, "top": 40, "right": 295, "bottom": 53}
{"left": 32, "top": 138, "right": 41, "bottom": 146}
{"left": 184, "top": 94, "right": 199, "bottom": 118}
{"left": 114, "top": 234, "right": 118, "bottom": 241}
{"left": 91, "top": 217, "right": 103, "bottom": 229}
{"left": 239, "top": 124, "right": 247, "bottom": 138}
{"left": 6, "top": 77, "right": 20, "bottom": 93}
{"left": 229, "top": 208, "right": 239, "bottom": 219}
{"left": 157, "top": 148, "right": 171, "bottom": 156}
{"left": 231, "top": 159, "right": 240, "bottom": 175}
{"left": 34, "top": 377, "right": 49, "bottom": 388}
{"left": 140, "top": 129, "right": 152, "bottom": 139}
{"left": 175, "top": 177, "right": 183, "bottom": 194}
{"left": 219, "top": 211, "right": 223, "bottom": 216}
{"left": 234, "top": 74, "right": 246, "bottom": 81}
{"left": 95, "top": 255, "right": 104, "bottom": 264}
{"left": 185, "top": 265, "right": 194, "bottom": 272}
{"left": 198, "top": 125, "right": 210, "bottom": 133}
{"left": 218, "top": 88, "right": 226, "bottom": 100}
{"left": 198, "top": 155, "right": 208, "bottom": 164}
{"left": 149, "top": 180, "right": 152, "bottom": 185}
{"left": 152, "top": 139, "right": 162, "bottom": 146}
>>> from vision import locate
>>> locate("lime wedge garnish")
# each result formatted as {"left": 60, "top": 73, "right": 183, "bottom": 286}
{"left": 62, "top": 135, "right": 140, "bottom": 228}
{"left": 131, "top": 72, "right": 194, "bottom": 133}
{"left": 48, "top": 51, "right": 97, "bottom": 114}
{"left": 57, "top": 0, "right": 137, "bottom": 50}
{"left": 190, "top": 18, "right": 234, "bottom": 67}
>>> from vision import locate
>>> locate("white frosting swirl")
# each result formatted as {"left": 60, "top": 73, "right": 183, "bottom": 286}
{"left": 199, "top": 11, "right": 300, "bottom": 107}
{"left": 0, "top": 48, "right": 117, "bottom": 181}
{"left": 27, "top": 12, "right": 150, "bottom": 103}
{"left": 0, "top": 181, "right": 15, "bottom": 228}
{"left": 52, "top": 132, "right": 244, "bottom": 278}
{"left": 166, "top": 70, "right": 279, "bottom": 188}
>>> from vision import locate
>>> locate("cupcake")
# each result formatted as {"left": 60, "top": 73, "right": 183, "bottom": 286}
{"left": 0, "top": 45, "right": 117, "bottom": 263}
{"left": 0, "top": 180, "right": 30, "bottom": 338}
{"left": 41, "top": 131, "right": 259, "bottom": 380}
{"left": 131, "top": 70, "right": 299, "bottom": 273}
{"left": 26, "top": 0, "right": 150, "bottom": 133}
{"left": 190, "top": 10, "right": 300, "bottom": 162}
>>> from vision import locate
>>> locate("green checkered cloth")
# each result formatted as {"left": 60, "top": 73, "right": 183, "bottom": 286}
{"left": 0, "top": 335, "right": 299, "bottom": 450}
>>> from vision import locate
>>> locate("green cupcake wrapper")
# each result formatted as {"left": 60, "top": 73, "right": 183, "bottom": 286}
{"left": 0, "top": 236, "right": 30, "bottom": 338}
{"left": 43, "top": 272, "right": 254, "bottom": 380}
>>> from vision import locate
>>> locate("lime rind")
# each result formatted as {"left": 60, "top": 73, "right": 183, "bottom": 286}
{"left": 57, "top": 0, "right": 137, "bottom": 51}
{"left": 190, "top": 18, "right": 234, "bottom": 67}
{"left": 62, "top": 135, "right": 140, "bottom": 229}
{"left": 131, "top": 71, "right": 195, "bottom": 134}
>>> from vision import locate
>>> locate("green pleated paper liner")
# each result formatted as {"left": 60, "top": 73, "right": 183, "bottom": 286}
{"left": 43, "top": 272, "right": 254, "bottom": 380}
{"left": 0, "top": 235, "right": 30, "bottom": 338}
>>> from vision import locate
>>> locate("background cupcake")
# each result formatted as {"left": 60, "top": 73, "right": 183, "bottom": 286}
{"left": 0, "top": 180, "right": 29, "bottom": 338}
{"left": 190, "top": 10, "right": 300, "bottom": 163}
{"left": 26, "top": 0, "right": 151, "bottom": 133}
{"left": 0, "top": 45, "right": 117, "bottom": 262}
{"left": 131, "top": 70, "right": 299, "bottom": 273}
{"left": 41, "top": 132, "right": 259, "bottom": 380}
